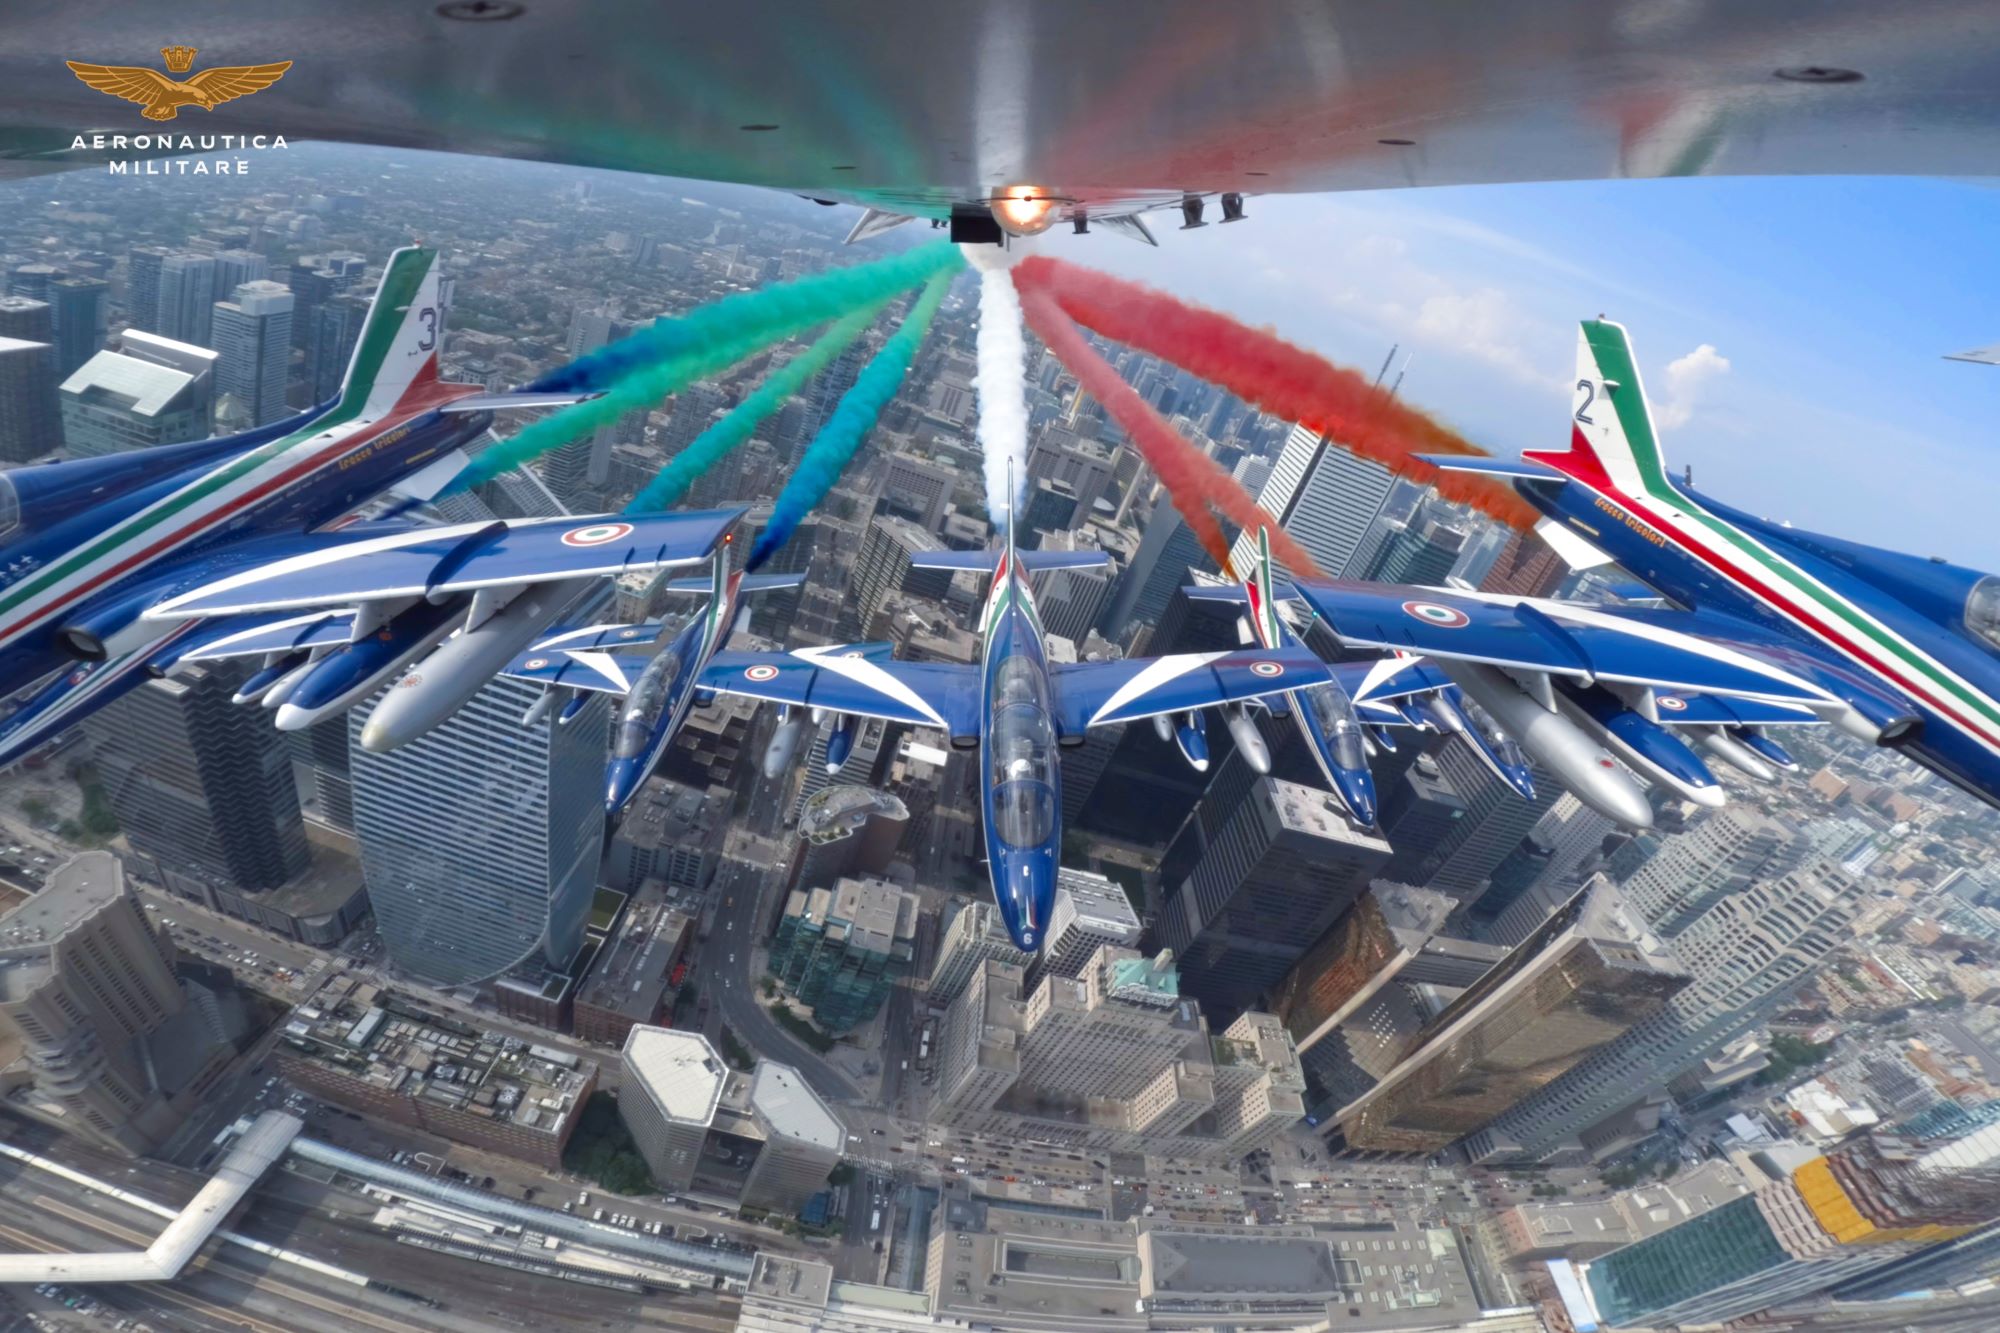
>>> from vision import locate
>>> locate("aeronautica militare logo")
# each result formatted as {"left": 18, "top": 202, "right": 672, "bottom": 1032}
{"left": 63, "top": 46, "right": 292, "bottom": 175}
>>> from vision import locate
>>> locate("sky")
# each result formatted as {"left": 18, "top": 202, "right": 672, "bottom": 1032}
{"left": 1032, "top": 176, "right": 2000, "bottom": 569}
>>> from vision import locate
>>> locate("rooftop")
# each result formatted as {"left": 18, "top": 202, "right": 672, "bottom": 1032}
{"left": 1056, "top": 867, "right": 1141, "bottom": 934}
{"left": 280, "top": 978, "right": 590, "bottom": 1138}
{"left": 749, "top": 1062, "right": 842, "bottom": 1151}
{"left": 622, "top": 1025, "right": 726, "bottom": 1128}
{"left": 0, "top": 852, "right": 126, "bottom": 1002}
{"left": 60, "top": 349, "right": 199, "bottom": 417}
{"left": 576, "top": 888, "right": 692, "bottom": 1022}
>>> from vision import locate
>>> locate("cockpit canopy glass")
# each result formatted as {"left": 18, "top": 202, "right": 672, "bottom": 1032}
{"left": 1304, "top": 680, "right": 1369, "bottom": 771}
{"left": 989, "top": 657, "right": 1056, "bottom": 847}
{"left": 1966, "top": 576, "right": 2000, "bottom": 654}
{"left": 615, "top": 647, "right": 684, "bottom": 758}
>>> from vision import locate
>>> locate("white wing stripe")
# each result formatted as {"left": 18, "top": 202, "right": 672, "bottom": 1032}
{"left": 1087, "top": 651, "right": 1229, "bottom": 726}
{"left": 565, "top": 650, "right": 633, "bottom": 693}
{"left": 795, "top": 645, "right": 947, "bottom": 727}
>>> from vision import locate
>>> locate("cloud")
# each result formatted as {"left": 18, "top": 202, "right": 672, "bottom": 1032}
{"left": 1656, "top": 343, "right": 1731, "bottom": 429}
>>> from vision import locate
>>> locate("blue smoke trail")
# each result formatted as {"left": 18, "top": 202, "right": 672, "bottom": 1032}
{"left": 534, "top": 241, "right": 963, "bottom": 393}
{"left": 748, "top": 272, "right": 952, "bottom": 570}
{"left": 626, "top": 304, "right": 883, "bottom": 514}
{"left": 455, "top": 325, "right": 781, "bottom": 492}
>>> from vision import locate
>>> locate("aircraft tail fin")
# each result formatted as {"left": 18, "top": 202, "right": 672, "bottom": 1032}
{"left": 1247, "top": 527, "right": 1289, "bottom": 646}
{"left": 336, "top": 246, "right": 446, "bottom": 418}
{"left": 1523, "top": 320, "right": 1682, "bottom": 507}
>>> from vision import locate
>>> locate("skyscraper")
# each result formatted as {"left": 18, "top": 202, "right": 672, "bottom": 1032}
{"left": 1355, "top": 512, "right": 1470, "bottom": 585}
{"left": 59, "top": 333, "right": 216, "bottom": 458}
{"left": 1156, "top": 757, "right": 1393, "bottom": 1021}
{"left": 0, "top": 333, "right": 62, "bottom": 461}
{"left": 1569, "top": 1126, "right": 2000, "bottom": 1329}
{"left": 125, "top": 246, "right": 168, "bottom": 333}
{"left": 83, "top": 664, "right": 311, "bottom": 893}
{"left": 739, "top": 1063, "right": 844, "bottom": 1214}
{"left": 933, "top": 947, "right": 1308, "bottom": 1159}
{"left": 1469, "top": 859, "right": 1865, "bottom": 1162}
{"left": 1228, "top": 423, "right": 1398, "bottom": 580}
{"left": 1615, "top": 806, "right": 1806, "bottom": 936}
{"left": 209, "top": 248, "right": 269, "bottom": 305}
{"left": 1268, "top": 883, "right": 1504, "bottom": 1109}
{"left": 0, "top": 295, "right": 52, "bottom": 344}
{"left": 1336, "top": 880, "right": 1688, "bottom": 1153}
{"left": 46, "top": 276, "right": 108, "bottom": 376}
{"left": 350, "top": 672, "right": 610, "bottom": 986}
{"left": 1027, "top": 868, "right": 1143, "bottom": 987}
{"left": 849, "top": 515, "right": 950, "bottom": 638}
{"left": 1388, "top": 739, "right": 1561, "bottom": 904}
{"left": 7, "top": 263, "right": 57, "bottom": 302}
{"left": 928, "top": 898, "right": 1027, "bottom": 1007}
{"left": 1101, "top": 504, "right": 1216, "bottom": 643}
{"left": 155, "top": 253, "right": 217, "bottom": 348}
{"left": 211, "top": 279, "right": 293, "bottom": 426}
{"left": 309, "top": 290, "right": 369, "bottom": 402}
{"left": 619, "top": 1026, "right": 726, "bottom": 1190}
{"left": 1481, "top": 527, "right": 1569, "bottom": 598}
{"left": 0, "top": 853, "right": 240, "bottom": 1154}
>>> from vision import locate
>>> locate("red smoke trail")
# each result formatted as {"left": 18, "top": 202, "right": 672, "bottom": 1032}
{"left": 1013, "top": 257, "right": 1539, "bottom": 531}
{"left": 1017, "top": 285, "right": 1327, "bottom": 582}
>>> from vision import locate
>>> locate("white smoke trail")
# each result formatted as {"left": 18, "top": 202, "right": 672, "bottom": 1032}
{"left": 967, "top": 247, "right": 1029, "bottom": 524}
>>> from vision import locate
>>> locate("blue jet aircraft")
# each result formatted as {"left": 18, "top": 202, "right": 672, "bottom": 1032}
{"left": 684, "top": 501, "right": 1330, "bottom": 951}
{"left": 495, "top": 538, "right": 806, "bottom": 817}
{"left": 0, "top": 247, "right": 742, "bottom": 765}
{"left": 1258, "top": 319, "right": 2000, "bottom": 828}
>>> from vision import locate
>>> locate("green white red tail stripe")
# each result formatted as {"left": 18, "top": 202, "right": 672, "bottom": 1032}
{"left": 0, "top": 248, "right": 451, "bottom": 649}
{"left": 1527, "top": 320, "right": 2000, "bottom": 752}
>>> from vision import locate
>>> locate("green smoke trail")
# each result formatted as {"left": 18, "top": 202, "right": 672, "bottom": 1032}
{"left": 626, "top": 304, "right": 883, "bottom": 514}
{"left": 749, "top": 272, "right": 951, "bottom": 570}
{"left": 533, "top": 240, "right": 963, "bottom": 392}
{"left": 456, "top": 325, "right": 786, "bottom": 491}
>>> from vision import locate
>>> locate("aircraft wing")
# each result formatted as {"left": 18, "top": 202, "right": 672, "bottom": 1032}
{"left": 1649, "top": 692, "right": 1826, "bottom": 728}
{"left": 698, "top": 645, "right": 983, "bottom": 736}
{"left": 499, "top": 646, "right": 641, "bottom": 697}
{"left": 1330, "top": 656, "right": 1454, "bottom": 722}
{"left": 171, "top": 610, "right": 360, "bottom": 663}
{"left": 5, "top": 4, "right": 1997, "bottom": 211}
{"left": 909, "top": 551, "right": 1113, "bottom": 575}
{"left": 1051, "top": 645, "right": 1329, "bottom": 731}
{"left": 143, "top": 510, "right": 743, "bottom": 618}
{"left": 1288, "top": 581, "right": 1837, "bottom": 706}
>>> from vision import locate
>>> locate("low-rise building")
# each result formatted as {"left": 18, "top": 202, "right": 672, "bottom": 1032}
{"left": 275, "top": 973, "right": 593, "bottom": 1169}
{"left": 769, "top": 877, "right": 918, "bottom": 1035}
{"left": 573, "top": 886, "right": 692, "bottom": 1046}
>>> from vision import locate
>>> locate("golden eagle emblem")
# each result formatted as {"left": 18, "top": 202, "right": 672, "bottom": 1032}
{"left": 66, "top": 46, "right": 291, "bottom": 122}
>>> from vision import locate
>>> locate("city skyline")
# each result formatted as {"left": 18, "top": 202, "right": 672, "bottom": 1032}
{"left": 0, "top": 129, "right": 1990, "bottom": 1333}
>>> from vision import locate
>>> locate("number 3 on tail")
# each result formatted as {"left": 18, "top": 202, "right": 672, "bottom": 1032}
{"left": 417, "top": 307, "right": 437, "bottom": 351}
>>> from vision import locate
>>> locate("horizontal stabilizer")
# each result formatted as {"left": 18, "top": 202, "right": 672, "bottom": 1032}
{"left": 661, "top": 572, "right": 807, "bottom": 595}
{"left": 1413, "top": 454, "right": 1568, "bottom": 482}
{"left": 438, "top": 390, "right": 605, "bottom": 412}
{"left": 387, "top": 448, "right": 471, "bottom": 503}
{"left": 1535, "top": 517, "right": 1616, "bottom": 572}
{"left": 907, "top": 549, "right": 1112, "bottom": 576}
